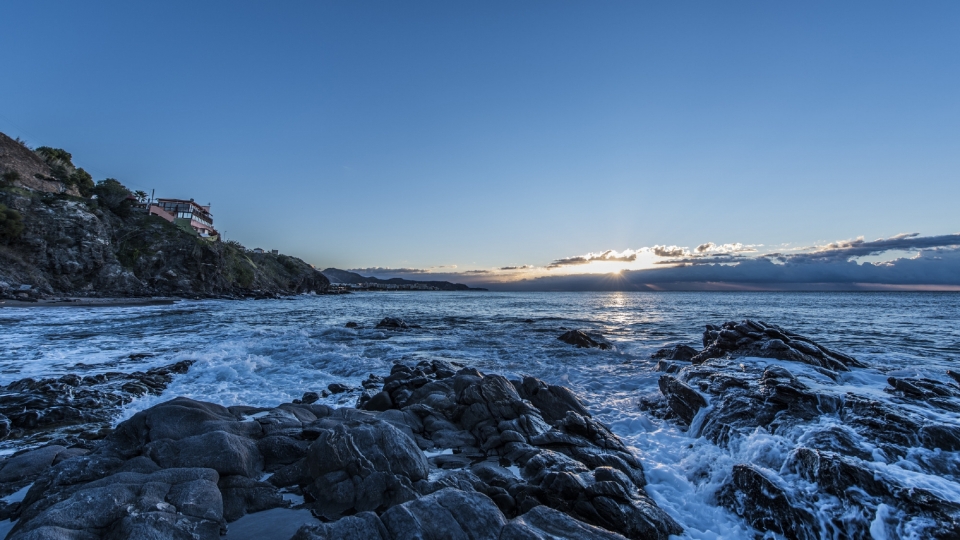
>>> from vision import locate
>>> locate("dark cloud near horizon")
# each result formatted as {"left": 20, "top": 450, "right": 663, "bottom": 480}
{"left": 657, "top": 233, "right": 960, "bottom": 266}
{"left": 781, "top": 233, "right": 960, "bottom": 263}
{"left": 486, "top": 247, "right": 960, "bottom": 291}
{"left": 548, "top": 250, "right": 637, "bottom": 268}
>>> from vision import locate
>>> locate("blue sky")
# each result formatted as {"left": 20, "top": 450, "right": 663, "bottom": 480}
{"left": 1, "top": 1, "right": 958, "bottom": 283}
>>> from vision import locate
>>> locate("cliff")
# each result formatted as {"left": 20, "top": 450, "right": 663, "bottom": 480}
{"left": 0, "top": 134, "right": 328, "bottom": 299}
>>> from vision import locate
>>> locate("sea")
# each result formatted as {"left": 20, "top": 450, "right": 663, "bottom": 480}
{"left": 2, "top": 291, "right": 959, "bottom": 539}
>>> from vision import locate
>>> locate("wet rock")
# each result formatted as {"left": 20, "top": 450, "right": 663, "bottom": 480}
{"left": 657, "top": 376, "right": 706, "bottom": 425}
{"left": 344, "top": 321, "right": 359, "bottom": 328}
{"left": 658, "top": 320, "right": 960, "bottom": 540}
{"left": 6, "top": 362, "right": 680, "bottom": 540}
{"left": 690, "top": 319, "right": 863, "bottom": 370}
{"left": 557, "top": 330, "right": 612, "bottom": 350}
{"left": 0, "top": 360, "right": 193, "bottom": 449}
{"left": 327, "top": 383, "right": 351, "bottom": 394}
{"left": 718, "top": 464, "right": 817, "bottom": 540}
{"left": 376, "top": 317, "right": 419, "bottom": 329}
{"left": 651, "top": 344, "right": 698, "bottom": 361}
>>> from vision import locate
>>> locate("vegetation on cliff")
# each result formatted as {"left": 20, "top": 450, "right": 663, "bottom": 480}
{"left": 0, "top": 132, "right": 328, "bottom": 298}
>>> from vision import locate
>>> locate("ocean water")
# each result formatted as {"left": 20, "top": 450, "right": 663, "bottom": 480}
{"left": 2, "top": 291, "right": 959, "bottom": 538}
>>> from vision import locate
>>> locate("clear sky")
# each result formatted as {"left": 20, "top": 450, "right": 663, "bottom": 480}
{"left": 1, "top": 1, "right": 958, "bottom": 281}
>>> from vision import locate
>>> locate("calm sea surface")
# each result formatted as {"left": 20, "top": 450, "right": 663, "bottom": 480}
{"left": 2, "top": 292, "right": 958, "bottom": 538}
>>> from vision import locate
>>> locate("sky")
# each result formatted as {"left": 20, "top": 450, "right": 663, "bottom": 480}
{"left": 1, "top": 1, "right": 958, "bottom": 289}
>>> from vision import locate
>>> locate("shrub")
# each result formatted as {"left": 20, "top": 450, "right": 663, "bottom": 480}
{"left": 1, "top": 171, "right": 20, "bottom": 187}
{"left": 69, "top": 168, "right": 95, "bottom": 196}
{"left": 34, "top": 147, "right": 94, "bottom": 196}
{"left": 0, "top": 204, "right": 24, "bottom": 242}
{"left": 92, "top": 178, "right": 134, "bottom": 217}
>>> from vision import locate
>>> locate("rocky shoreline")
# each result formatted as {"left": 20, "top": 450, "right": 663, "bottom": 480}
{"left": 648, "top": 320, "right": 960, "bottom": 539}
{"left": 0, "top": 359, "right": 680, "bottom": 540}
{"left": 0, "top": 319, "right": 957, "bottom": 539}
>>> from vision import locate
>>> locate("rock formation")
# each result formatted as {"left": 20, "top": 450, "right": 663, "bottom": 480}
{"left": 557, "top": 330, "right": 613, "bottom": 350}
{"left": 0, "top": 363, "right": 681, "bottom": 540}
{"left": 651, "top": 320, "right": 960, "bottom": 539}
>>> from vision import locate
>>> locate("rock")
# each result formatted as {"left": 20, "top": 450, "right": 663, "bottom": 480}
{"left": 689, "top": 319, "right": 863, "bottom": 370}
{"left": 376, "top": 318, "right": 419, "bottom": 329}
{"left": 381, "top": 488, "right": 506, "bottom": 540}
{"left": 327, "top": 383, "right": 351, "bottom": 394}
{"left": 0, "top": 446, "right": 67, "bottom": 484}
{"left": 651, "top": 344, "right": 698, "bottom": 361}
{"left": 4, "top": 362, "right": 681, "bottom": 540}
{"left": 557, "top": 330, "right": 612, "bottom": 350}
{"left": 656, "top": 320, "right": 960, "bottom": 540}
{"left": 718, "top": 464, "right": 817, "bottom": 540}
{"left": 11, "top": 467, "right": 224, "bottom": 539}
{"left": 303, "top": 418, "right": 428, "bottom": 518}
{"left": 0, "top": 361, "right": 194, "bottom": 448}
{"left": 344, "top": 322, "right": 359, "bottom": 328}
{"left": 144, "top": 430, "right": 263, "bottom": 478}
{"left": 300, "top": 392, "right": 320, "bottom": 404}
{"left": 657, "top": 376, "right": 706, "bottom": 425}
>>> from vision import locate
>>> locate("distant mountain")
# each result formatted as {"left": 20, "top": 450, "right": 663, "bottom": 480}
{"left": 321, "top": 268, "right": 486, "bottom": 291}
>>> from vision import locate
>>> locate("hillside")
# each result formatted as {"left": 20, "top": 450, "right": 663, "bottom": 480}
{"left": 321, "top": 267, "right": 485, "bottom": 291}
{"left": 0, "top": 132, "right": 328, "bottom": 299}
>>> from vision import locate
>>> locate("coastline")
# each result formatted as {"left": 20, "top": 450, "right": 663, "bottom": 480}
{"left": 0, "top": 297, "right": 178, "bottom": 308}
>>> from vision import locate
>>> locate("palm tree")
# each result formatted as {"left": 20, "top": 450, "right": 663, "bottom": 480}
{"left": 134, "top": 190, "right": 148, "bottom": 203}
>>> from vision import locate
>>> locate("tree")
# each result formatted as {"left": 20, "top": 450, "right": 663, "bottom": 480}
{"left": 0, "top": 204, "right": 24, "bottom": 242}
{"left": 134, "top": 190, "right": 148, "bottom": 203}
{"left": 92, "top": 178, "right": 134, "bottom": 217}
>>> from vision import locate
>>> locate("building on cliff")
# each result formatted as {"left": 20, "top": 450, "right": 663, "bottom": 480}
{"left": 149, "top": 198, "right": 218, "bottom": 240}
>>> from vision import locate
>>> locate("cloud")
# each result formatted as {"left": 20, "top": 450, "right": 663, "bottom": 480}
{"left": 547, "top": 250, "right": 638, "bottom": 268}
{"left": 652, "top": 245, "right": 687, "bottom": 258}
{"left": 481, "top": 233, "right": 960, "bottom": 291}
{"left": 499, "top": 265, "right": 535, "bottom": 271}
{"left": 695, "top": 243, "right": 713, "bottom": 253}
{"left": 659, "top": 233, "right": 960, "bottom": 266}
{"left": 462, "top": 270, "right": 492, "bottom": 274}
{"left": 782, "top": 233, "right": 960, "bottom": 263}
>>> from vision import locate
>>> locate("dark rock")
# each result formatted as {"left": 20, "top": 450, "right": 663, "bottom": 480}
{"left": 651, "top": 344, "right": 698, "bottom": 361}
{"left": 218, "top": 475, "right": 286, "bottom": 522}
{"left": 361, "top": 391, "right": 394, "bottom": 412}
{"left": 0, "top": 361, "right": 194, "bottom": 448}
{"left": 657, "top": 376, "right": 706, "bottom": 425}
{"left": 344, "top": 322, "right": 359, "bottom": 328}
{"left": 4, "top": 362, "right": 681, "bottom": 540}
{"left": 376, "top": 317, "right": 418, "bottom": 329}
{"left": 327, "top": 383, "right": 351, "bottom": 394}
{"left": 718, "top": 464, "right": 816, "bottom": 540}
{"left": 657, "top": 320, "right": 960, "bottom": 540}
{"left": 300, "top": 392, "right": 320, "bottom": 404}
{"left": 557, "top": 330, "right": 612, "bottom": 350}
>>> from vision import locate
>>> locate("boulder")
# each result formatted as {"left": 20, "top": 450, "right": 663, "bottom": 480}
{"left": 376, "top": 318, "right": 419, "bottom": 329}
{"left": 557, "top": 330, "right": 612, "bottom": 350}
